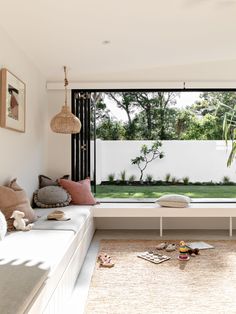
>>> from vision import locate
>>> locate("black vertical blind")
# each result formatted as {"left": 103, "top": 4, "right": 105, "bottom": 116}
{"left": 71, "top": 90, "right": 91, "bottom": 181}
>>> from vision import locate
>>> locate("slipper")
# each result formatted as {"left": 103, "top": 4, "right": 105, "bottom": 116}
{"left": 97, "top": 253, "right": 115, "bottom": 268}
{"left": 166, "top": 244, "right": 176, "bottom": 252}
{"left": 156, "top": 242, "right": 167, "bottom": 250}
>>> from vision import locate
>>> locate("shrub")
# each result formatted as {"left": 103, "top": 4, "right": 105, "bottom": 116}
{"left": 182, "top": 176, "right": 189, "bottom": 185}
{"left": 193, "top": 181, "right": 204, "bottom": 185}
{"left": 165, "top": 173, "right": 171, "bottom": 183}
{"left": 120, "top": 170, "right": 126, "bottom": 182}
{"left": 146, "top": 174, "right": 153, "bottom": 183}
{"left": 171, "top": 176, "right": 177, "bottom": 184}
{"left": 108, "top": 173, "right": 115, "bottom": 182}
{"left": 128, "top": 175, "right": 136, "bottom": 183}
{"left": 222, "top": 176, "right": 230, "bottom": 184}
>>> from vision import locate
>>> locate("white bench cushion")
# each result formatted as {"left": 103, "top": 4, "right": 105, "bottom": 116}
{"left": 33, "top": 205, "right": 93, "bottom": 233}
{"left": 0, "top": 205, "right": 94, "bottom": 314}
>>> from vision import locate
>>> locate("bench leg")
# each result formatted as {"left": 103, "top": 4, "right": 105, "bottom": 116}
{"left": 160, "top": 217, "right": 163, "bottom": 237}
{"left": 229, "top": 217, "right": 233, "bottom": 237}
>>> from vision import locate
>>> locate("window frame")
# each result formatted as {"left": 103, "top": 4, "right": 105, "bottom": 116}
{"left": 72, "top": 88, "right": 236, "bottom": 203}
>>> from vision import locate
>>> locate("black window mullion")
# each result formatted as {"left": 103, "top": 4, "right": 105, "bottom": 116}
{"left": 87, "top": 92, "right": 91, "bottom": 179}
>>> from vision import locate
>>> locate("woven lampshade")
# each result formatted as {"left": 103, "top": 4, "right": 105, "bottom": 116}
{"left": 50, "top": 66, "right": 81, "bottom": 134}
{"left": 50, "top": 105, "right": 81, "bottom": 134}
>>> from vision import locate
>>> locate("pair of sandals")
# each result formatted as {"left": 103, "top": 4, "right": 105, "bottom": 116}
{"left": 97, "top": 253, "right": 115, "bottom": 268}
{"left": 156, "top": 242, "right": 176, "bottom": 252}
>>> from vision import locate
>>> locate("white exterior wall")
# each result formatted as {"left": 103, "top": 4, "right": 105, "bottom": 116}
{"left": 93, "top": 140, "right": 234, "bottom": 184}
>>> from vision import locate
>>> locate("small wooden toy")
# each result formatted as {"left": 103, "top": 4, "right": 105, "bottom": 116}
{"left": 178, "top": 240, "right": 190, "bottom": 261}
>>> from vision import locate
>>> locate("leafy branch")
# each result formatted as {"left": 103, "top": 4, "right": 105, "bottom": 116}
{"left": 131, "top": 141, "right": 164, "bottom": 180}
{"left": 222, "top": 104, "right": 236, "bottom": 167}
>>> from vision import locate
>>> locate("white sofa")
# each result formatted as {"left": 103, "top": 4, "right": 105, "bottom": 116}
{"left": 0, "top": 205, "right": 95, "bottom": 314}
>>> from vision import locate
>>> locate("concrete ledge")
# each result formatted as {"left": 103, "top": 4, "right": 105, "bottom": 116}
{"left": 94, "top": 203, "right": 236, "bottom": 218}
{"left": 96, "top": 198, "right": 236, "bottom": 203}
{"left": 94, "top": 202, "right": 236, "bottom": 236}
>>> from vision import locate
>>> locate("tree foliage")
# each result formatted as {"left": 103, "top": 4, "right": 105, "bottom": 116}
{"left": 92, "top": 91, "right": 236, "bottom": 142}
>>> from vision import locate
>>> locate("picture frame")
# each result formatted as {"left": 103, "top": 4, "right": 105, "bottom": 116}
{"left": 0, "top": 68, "right": 26, "bottom": 132}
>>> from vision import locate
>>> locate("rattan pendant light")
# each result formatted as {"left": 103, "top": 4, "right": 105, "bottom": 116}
{"left": 50, "top": 66, "right": 81, "bottom": 134}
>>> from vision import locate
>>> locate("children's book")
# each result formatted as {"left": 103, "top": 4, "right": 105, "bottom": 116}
{"left": 137, "top": 251, "right": 170, "bottom": 264}
{"left": 187, "top": 241, "right": 214, "bottom": 250}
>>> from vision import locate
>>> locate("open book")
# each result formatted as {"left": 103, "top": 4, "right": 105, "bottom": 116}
{"left": 187, "top": 241, "right": 214, "bottom": 250}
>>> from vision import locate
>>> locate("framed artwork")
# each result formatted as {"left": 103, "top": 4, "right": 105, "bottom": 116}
{"left": 0, "top": 68, "right": 25, "bottom": 132}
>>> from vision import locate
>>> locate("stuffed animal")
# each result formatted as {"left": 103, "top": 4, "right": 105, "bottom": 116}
{"left": 10, "top": 210, "right": 33, "bottom": 231}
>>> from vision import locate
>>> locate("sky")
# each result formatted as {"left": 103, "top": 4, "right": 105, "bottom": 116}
{"left": 104, "top": 92, "right": 201, "bottom": 121}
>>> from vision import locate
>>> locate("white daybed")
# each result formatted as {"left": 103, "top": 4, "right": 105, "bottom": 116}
{"left": 0, "top": 205, "right": 95, "bottom": 314}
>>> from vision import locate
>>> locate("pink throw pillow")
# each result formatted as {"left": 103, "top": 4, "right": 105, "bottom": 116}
{"left": 59, "top": 178, "right": 96, "bottom": 205}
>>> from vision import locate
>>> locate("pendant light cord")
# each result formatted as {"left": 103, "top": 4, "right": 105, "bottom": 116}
{"left": 64, "top": 66, "right": 68, "bottom": 106}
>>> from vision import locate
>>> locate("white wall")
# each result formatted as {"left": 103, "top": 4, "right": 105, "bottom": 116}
{"left": 46, "top": 90, "right": 71, "bottom": 178}
{"left": 0, "top": 26, "right": 47, "bottom": 197}
{"left": 94, "top": 140, "right": 234, "bottom": 183}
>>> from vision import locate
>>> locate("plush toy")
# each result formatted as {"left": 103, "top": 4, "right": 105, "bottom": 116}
{"left": 178, "top": 240, "right": 190, "bottom": 261}
{"left": 10, "top": 210, "right": 33, "bottom": 231}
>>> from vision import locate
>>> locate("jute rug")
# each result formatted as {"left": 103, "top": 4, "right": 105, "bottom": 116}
{"left": 86, "top": 240, "right": 236, "bottom": 314}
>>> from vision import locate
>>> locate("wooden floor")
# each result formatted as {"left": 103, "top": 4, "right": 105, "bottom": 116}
{"left": 67, "top": 229, "right": 236, "bottom": 314}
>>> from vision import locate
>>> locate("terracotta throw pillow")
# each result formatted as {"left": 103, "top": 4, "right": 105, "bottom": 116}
{"left": 59, "top": 178, "right": 96, "bottom": 205}
{"left": 0, "top": 179, "right": 37, "bottom": 231}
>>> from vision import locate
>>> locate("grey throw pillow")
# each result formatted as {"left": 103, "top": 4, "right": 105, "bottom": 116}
{"left": 156, "top": 194, "right": 191, "bottom": 208}
{"left": 34, "top": 186, "right": 72, "bottom": 208}
{"left": 38, "top": 174, "right": 69, "bottom": 189}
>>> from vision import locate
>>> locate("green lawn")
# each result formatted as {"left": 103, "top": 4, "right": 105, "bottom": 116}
{"left": 95, "top": 185, "right": 236, "bottom": 198}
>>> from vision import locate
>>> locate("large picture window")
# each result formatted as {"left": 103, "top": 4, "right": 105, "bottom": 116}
{"left": 72, "top": 90, "right": 236, "bottom": 201}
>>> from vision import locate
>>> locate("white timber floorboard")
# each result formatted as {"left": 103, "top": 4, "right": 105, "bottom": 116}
{"left": 67, "top": 229, "right": 236, "bottom": 314}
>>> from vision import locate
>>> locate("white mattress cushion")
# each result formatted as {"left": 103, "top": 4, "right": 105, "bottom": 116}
{"left": 33, "top": 205, "right": 93, "bottom": 233}
{"left": 0, "top": 229, "right": 74, "bottom": 271}
{"left": 0, "top": 230, "right": 74, "bottom": 314}
{"left": 0, "top": 205, "right": 94, "bottom": 314}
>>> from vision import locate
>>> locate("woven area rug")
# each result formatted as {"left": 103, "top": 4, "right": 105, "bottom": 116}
{"left": 86, "top": 240, "right": 236, "bottom": 314}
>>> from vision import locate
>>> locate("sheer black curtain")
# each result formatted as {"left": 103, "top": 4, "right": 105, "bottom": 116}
{"left": 71, "top": 90, "right": 91, "bottom": 182}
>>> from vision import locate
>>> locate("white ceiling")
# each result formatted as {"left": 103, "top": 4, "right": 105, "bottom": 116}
{"left": 0, "top": 0, "right": 236, "bottom": 82}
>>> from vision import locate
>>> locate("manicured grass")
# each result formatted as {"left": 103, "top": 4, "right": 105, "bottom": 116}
{"left": 95, "top": 185, "right": 236, "bottom": 198}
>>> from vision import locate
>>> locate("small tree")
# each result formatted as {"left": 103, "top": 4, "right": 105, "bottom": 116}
{"left": 131, "top": 141, "right": 164, "bottom": 181}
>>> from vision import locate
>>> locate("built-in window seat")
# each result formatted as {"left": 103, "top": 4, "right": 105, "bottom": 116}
{"left": 94, "top": 202, "right": 236, "bottom": 237}
{"left": 0, "top": 206, "right": 95, "bottom": 314}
